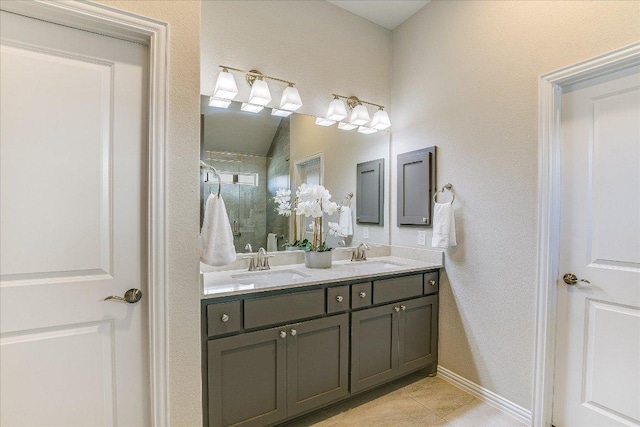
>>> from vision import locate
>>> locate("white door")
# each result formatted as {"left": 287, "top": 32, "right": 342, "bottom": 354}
{"left": 553, "top": 65, "right": 640, "bottom": 426}
{"left": 0, "top": 11, "right": 150, "bottom": 426}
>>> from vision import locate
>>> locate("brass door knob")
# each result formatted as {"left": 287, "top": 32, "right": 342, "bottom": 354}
{"left": 563, "top": 273, "right": 590, "bottom": 286}
{"left": 104, "top": 288, "right": 142, "bottom": 303}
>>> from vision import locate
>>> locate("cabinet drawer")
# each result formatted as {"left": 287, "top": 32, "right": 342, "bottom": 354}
{"left": 424, "top": 271, "right": 439, "bottom": 295}
{"left": 207, "top": 300, "right": 241, "bottom": 337}
{"left": 244, "top": 289, "right": 325, "bottom": 329}
{"left": 373, "top": 274, "right": 423, "bottom": 304}
{"left": 327, "top": 286, "right": 350, "bottom": 313}
{"left": 351, "top": 282, "right": 372, "bottom": 309}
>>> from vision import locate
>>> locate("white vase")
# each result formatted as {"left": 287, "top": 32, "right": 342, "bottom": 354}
{"left": 304, "top": 251, "right": 332, "bottom": 268}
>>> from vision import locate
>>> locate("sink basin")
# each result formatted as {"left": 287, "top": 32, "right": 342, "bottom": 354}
{"left": 345, "top": 260, "right": 407, "bottom": 272}
{"left": 231, "top": 269, "right": 309, "bottom": 285}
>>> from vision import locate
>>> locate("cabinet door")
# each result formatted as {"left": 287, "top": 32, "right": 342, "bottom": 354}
{"left": 356, "top": 158, "right": 384, "bottom": 224}
{"left": 397, "top": 147, "right": 436, "bottom": 226}
{"left": 208, "top": 328, "right": 287, "bottom": 427}
{"left": 286, "top": 314, "right": 349, "bottom": 416}
{"left": 351, "top": 303, "right": 399, "bottom": 393}
{"left": 398, "top": 295, "right": 438, "bottom": 375}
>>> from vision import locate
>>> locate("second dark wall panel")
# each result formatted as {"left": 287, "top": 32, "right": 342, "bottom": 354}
{"left": 356, "top": 158, "right": 384, "bottom": 225}
{"left": 397, "top": 147, "right": 436, "bottom": 226}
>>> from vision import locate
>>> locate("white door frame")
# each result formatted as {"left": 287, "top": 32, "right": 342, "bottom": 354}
{"left": 0, "top": 1, "right": 169, "bottom": 425}
{"left": 532, "top": 42, "right": 640, "bottom": 427}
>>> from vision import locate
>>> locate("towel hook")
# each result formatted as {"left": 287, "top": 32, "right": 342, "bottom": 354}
{"left": 200, "top": 160, "right": 221, "bottom": 197}
{"left": 433, "top": 183, "right": 454, "bottom": 204}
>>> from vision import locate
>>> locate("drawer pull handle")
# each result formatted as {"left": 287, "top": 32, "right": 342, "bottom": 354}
{"left": 279, "top": 331, "right": 287, "bottom": 339}
{"left": 429, "top": 280, "right": 436, "bottom": 286}
{"left": 394, "top": 306, "right": 400, "bottom": 312}
{"left": 336, "top": 295, "right": 343, "bottom": 303}
{"left": 221, "top": 314, "right": 229, "bottom": 323}
{"left": 359, "top": 291, "right": 367, "bottom": 299}
{"left": 290, "top": 329, "right": 297, "bottom": 336}
{"left": 400, "top": 305, "right": 406, "bottom": 311}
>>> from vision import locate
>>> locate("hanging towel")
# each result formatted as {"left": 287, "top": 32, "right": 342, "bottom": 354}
{"left": 431, "top": 201, "right": 457, "bottom": 248}
{"left": 267, "top": 233, "right": 278, "bottom": 252}
{"left": 200, "top": 194, "right": 236, "bottom": 266}
{"left": 339, "top": 206, "right": 353, "bottom": 237}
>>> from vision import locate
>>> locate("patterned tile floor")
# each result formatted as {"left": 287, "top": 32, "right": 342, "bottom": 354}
{"left": 281, "top": 374, "right": 527, "bottom": 427}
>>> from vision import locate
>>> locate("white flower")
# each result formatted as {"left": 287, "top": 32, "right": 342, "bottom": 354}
{"left": 328, "top": 222, "right": 344, "bottom": 237}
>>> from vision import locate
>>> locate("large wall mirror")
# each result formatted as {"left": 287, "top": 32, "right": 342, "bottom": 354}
{"left": 201, "top": 96, "right": 390, "bottom": 253}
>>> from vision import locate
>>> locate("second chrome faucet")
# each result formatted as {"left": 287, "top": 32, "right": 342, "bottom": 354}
{"left": 244, "top": 247, "right": 274, "bottom": 271}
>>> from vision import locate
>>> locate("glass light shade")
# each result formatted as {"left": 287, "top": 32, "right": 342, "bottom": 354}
{"left": 349, "top": 104, "right": 370, "bottom": 126}
{"left": 213, "top": 70, "right": 238, "bottom": 100}
{"left": 248, "top": 78, "right": 272, "bottom": 106}
{"left": 279, "top": 86, "right": 303, "bottom": 111}
{"left": 208, "top": 97, "right": 231, "bottom": 108}
{"left": 338, "top": 122, "right": 357, "bottom": 131}
{"left": 241, "top": 102, "right": 264, "bottom": 113}
{"left": 315, "top": 117, "right": 336, "bottom": 127}
{"left": 371, "top": 109, "right": 391, "bottom": 130}
{"left": 357, "top": 126, "right": 377, "bottom": 134}
{"left": 326, "top": 98, "right": 348, "bottom": 121}
{"left": 271, "top": 108, "right": 292, "bottom": 117}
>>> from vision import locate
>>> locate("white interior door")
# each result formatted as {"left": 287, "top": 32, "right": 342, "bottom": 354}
{"left": 0, "top": 11, "right": 150, "bottom": 426}
{"left": 553, "top": 65, "right": 640, "bottom": 426}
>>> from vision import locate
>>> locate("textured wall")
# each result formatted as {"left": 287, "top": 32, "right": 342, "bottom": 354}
{"left": 391, "top": 0, "right": 640, "bottom": 409}
{"left": 201, "top": 1, "right": 392, "bottom": 120}
{"left": 94, "top": 1, "right": 202, "bottom": 425}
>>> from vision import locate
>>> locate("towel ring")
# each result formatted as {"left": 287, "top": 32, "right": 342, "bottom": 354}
{"left": 200, "top": 160, "right": 221, "bottom": 197}
{"left": 433, "top": 183, "right": 454, "bottom": 204}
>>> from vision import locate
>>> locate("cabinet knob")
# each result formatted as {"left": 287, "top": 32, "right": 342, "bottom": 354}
{"left": 279, "top": 331, "right": 287, "bottom": 339}
{"left": 394, "top": 306, "right": 400, "bottom": 312}
{"left": 336, "top": 295, "right": 343, "bottom": 303}
{"left": 400, "top": 305, "right": 406, "bottom": 311}
{"left": 221, "top": 314, "right": 229, "bottom": 323}
{"left": 290, "top": 329, "right": 297, "bottom": 336}
{"left": 359, "top": 291, "right": 366, "bottom": 299}
{"left": 429, "top": 280, "right": 436, "bottom": 286}
{"left": 422, "top": 217, "right": 428, "bottom": 223}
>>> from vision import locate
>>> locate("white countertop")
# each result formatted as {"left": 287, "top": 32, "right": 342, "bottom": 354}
{"left": 201, "top": 255, "right": 443, "bottom": 299}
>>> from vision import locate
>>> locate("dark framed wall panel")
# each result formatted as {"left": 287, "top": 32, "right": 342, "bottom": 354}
{"left": 356, "top": 158, "right": 384, "bottom": 225}
{"left": 397, "top": 147, "right": 436, "bottom": 226}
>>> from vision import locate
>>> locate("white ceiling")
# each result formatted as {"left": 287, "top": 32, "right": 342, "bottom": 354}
{"left": 327, "top": 0, "right": 430, "bottom": 30}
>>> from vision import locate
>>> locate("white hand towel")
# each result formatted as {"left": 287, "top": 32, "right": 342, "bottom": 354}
{"left": 200, "top": 194, "right": 236, "bottom": 266}
{"left": 431, "top": 201, "right": 457, "bottom": 248}
{"left": 267, "top": 233, "right": 278, "bottom": 252}
{"left": 339, "top": 206, "right": 353, "bottom": 236}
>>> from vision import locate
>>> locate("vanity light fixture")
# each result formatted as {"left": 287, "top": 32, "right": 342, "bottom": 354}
{"left": 323, "top": 94, "right": 390, "bottom": 130}
{"left": 315, "top": 117, "right": 336, "bottom": 127}
{"left": 213, "top": 68, "right": 239, "bottom": 100}
{"left": 338, "top": 122, "right": 357, "bottom": 131}
{"left": 211, "top": 65, "right": 303, "bottom": 112}
{"left": 240, "top": 102, "right": 264, "bottom": 113}
{"left": 208, "top": 97, "right": 232, "bottom": 109}
{"left": 326, "top": 96, "right": 348, "bottom": 121}
{"left": 357, "top": 126, "right": 377, "bottom": 134}
{"left": 370, "top": 108, "right": 391, "bottom": 130}
{"left": 271, "top": 108, "right": 293, "bottom": 117}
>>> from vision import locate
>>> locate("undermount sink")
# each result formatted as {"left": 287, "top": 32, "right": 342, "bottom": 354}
{"left": 346, "top": 260, "right": 407, "bottom": 272}
{"left": 231, "top": 269, "right": 310, "bottom": 285}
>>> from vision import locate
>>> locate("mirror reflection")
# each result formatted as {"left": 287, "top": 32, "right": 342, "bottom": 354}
{"left": 200, "top": 96, "right": 390, "bottom": 253}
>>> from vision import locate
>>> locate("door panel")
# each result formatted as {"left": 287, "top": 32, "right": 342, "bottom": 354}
{"left": 398, "top": 295, "right": 438, "bottom": 374}
{"left": 287, "top": 314, "right": 349, "bottom": 416}
{"left": 554, "top": 65, "right": 640, "bottom": 427}
{"left": 0, "top": 11, "right": 149, "bottom": 426}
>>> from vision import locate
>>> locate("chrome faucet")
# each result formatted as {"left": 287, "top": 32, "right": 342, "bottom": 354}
{"left": 351, "top": 242, "right": 370, "bottom": 262}
{"left": 244, "top": 243, "right": 253, "bottom": 253}
{"left": 243, "top": 247, "right": 273, "bottom": 271}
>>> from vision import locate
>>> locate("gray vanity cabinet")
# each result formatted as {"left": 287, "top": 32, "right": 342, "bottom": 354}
{"left": 208, "top": 327, "right": 287, "bottom": 427}
{"left": 351, "top": 295, "right": 438, "bottom": 393}
{"left": 208, "top": 314, "right": 349, "bottom": 427}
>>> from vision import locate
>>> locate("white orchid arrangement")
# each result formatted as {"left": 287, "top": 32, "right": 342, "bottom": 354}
{"left": 274, "top": 184, "right": 339, "bottom": 252}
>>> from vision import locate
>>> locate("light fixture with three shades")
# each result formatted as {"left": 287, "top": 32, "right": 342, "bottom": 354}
{"left": 209, "top": 65, "right": 303, "bottom": 117}
{"left": 316, "top": 94, "right": 390, "bottom": 134}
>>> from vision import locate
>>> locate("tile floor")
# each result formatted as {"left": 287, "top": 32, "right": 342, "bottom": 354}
{"left": 281, "top": 374, "right": 526, "bottom": 427}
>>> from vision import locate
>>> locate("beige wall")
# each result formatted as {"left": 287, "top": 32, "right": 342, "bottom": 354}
{"left": 391, "top": 0, "right": 640, "bottom": 409}
{"left": 95, "top": 1, "right": 202, "bottom": 425}
{"left": 201, "top": 0, "right": 392, "bottom": 119}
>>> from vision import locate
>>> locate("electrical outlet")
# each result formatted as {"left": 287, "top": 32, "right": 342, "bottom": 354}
{"left": 418, "top": 230, "right": 426, "bottom": 246}
{"left": 363, "top": 227, "right": 369, "bottom": 239}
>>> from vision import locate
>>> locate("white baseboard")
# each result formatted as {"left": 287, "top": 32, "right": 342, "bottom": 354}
{"left": 437, "top": 365, "right": 532, "bottom": 426}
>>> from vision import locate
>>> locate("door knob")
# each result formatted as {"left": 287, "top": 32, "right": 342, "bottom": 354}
{"left": 563, "top": 273, "right": 590, "bottom": 286}
{"left": 290, "top": 329, "right": 297, "bottom": 336}
{"left": 359, "top": 291, "right": 366, "bottom": 298}
{"left": 104, "top": 288, "right": 142, "bottom": 303}
{"left": 394, "top": 306, "right": 400, "bottom": 312}
{"left": 336, "top": 295, "right": 343, "bottom": 302}
{"left": 279, "top": 331, "right": 287, "bottom": 339}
